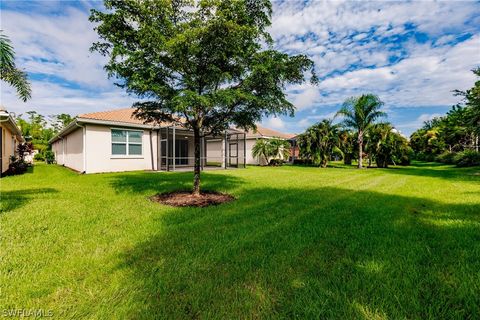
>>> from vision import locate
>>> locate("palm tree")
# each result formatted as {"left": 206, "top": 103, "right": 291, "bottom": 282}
{"left": 252, "top": 139, "right": 272, "bottom": 165}
{"left": 336, "top": 94, "right": 386, "bottom": 168}
{"left": 269, "top": 138, "right": 291, "bottom": 161}
{"left": 0, "top": 31, "right": 31, "bottom": 102}
{"left": 298, "top": 119, "right": 339, "bottom": 168}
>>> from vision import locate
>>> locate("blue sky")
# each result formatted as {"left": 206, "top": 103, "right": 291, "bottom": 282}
{"left": 1, "top": 0, "right": 479, "bottom": 136}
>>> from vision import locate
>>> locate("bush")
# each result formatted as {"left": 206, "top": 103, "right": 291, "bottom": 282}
{"left": 435, "top": 151, "right": 457, "bottom": 164}
{"left": 33, "top": 153, "right": 45, "bottom": 161}
{"left": 399, "top": 155, "right": 411, "bottom": 166}
{"left": 293, "top": 159, "right": 313, "bottom": 165}
{"left": 7, "top": 156, "right": 28, "bottom": 175}
{"left": 453, "top": 150, "right": 480, "bottom": 167}
{"left": 44, "top": 150, "right": 56, "bottom": 164}
{"left": 268, "top": 159, "right": 283, "bottom": 166}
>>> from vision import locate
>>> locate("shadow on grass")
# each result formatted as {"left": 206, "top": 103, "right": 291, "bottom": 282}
{"left": 108, "top": 171, "right": 244, "bottom": 195}
{"left": 0, "top": 188, "right": 58, "bottom": 214}
{"left": 116, "top": 185, "right": 480, "bottom": 319}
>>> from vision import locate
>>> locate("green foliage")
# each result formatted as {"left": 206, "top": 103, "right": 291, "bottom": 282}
{"left": 453, "top": 150, "right": 480, "bottom": 167}
{"left": 49, "top": 113, "right": 75, "bottom": 133}
{"left": 366, "top": 123, "right": 411, "bottom": 168}
{"left": 435, "top": 151, "right": 457, "bottom": 164}
{"left": 33, "top": 153, "right": 45, "bottom": 161}
{"left": 252, "top": 138, "right": 290, "bottom": 165}
{"left": 411, "top": 68, "right": 480, "bottom": 159}
{"left": 44, "top": 150, "right": 56, "bottom": 164}
{"left": 336, "top": 94, "right": 386, "bottom": 168}
{"left": 16, "top": 111, "right": 71, "bottom": 156}
{"left": 297, "top": 119, "right": 339, "bottom": 167}
{"left": 337, "top": 129, "right": 357, "bottom": 165}
{"left": 0, "top": 31, "right": 31, "bottom": 102}
{"left": 90, "top": 0, "right": 315, "bottom": 193}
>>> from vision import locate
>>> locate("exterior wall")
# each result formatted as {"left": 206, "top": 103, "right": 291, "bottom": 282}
{"left": 1, "top": 125, "right": 16, "bottom": 173}
{"left": 52, "top": 127, "right": 84, "bottom": 172}
{"left": 206, "top": 139, "right": 224, "bottom": 165}
{"left": 245, "top": 138, "right": 262, "bottom": 165}
{"left": 84, "top": 124, "right": 157, "bottom": 174}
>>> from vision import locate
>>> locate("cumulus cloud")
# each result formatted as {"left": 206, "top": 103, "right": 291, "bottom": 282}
{"left": 1, "top": 0, "right": 479, "bottom": 137}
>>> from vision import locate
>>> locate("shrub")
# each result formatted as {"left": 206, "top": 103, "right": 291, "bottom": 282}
{"left": 268, "top": 159, "right": 283, "bottom": 166}
{"left": 453, "top": 150, "right": 480, "bottom": 167}
{"left": 7, "top": 156, "right": 28, "bottom": 175}
{"left": 34, "top": 153, "right": 45, "bottom": 161}
{"left": 435, "top": 151, "right": 457, "bottom": 164}
{"left": 44, "top": 150, "right": 56, "bottom": 164}
{"left": 293, "top": 159, "right": 313, "bottom": 165}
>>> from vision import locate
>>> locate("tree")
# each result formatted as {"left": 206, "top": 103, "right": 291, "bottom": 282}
{"left": 50, "top": 113, "right": 75, "bottom": 133}
{"left": 297, "top": 119, "right": 339, "bottom": 168}
{"left": 336, "top": 94, "right": 386, "bottom": 168}
{"left": 268, "top": 138, "right": 291, "bottom": 163}
{"left": 0, "top": 31, "right": 31, "bottom": 102}
{"left": 252, "top": 138, "right": 290, "bottom": 165}
{"left": 90, "top": 0, "right": 316, "bottom": 195}
{"left": 338, "top": 129, "right": 356, "bottom": 165}
{"left": 252, "top": 139, "right": 271, "bottom": 165}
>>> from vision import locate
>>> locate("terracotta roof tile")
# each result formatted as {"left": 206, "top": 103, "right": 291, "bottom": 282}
{"left": 78, "top": 108, "right": 293, "bottom": 138}
{"left": 246, "top": 125, "right": 295, "bottom": 139}
{"left": 79, "top": 108, "right": 149, "bottom": 125}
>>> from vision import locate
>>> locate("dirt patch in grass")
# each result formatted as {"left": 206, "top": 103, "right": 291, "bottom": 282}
{"left": 150, "top": 191, "right": 235, "bottom": 207}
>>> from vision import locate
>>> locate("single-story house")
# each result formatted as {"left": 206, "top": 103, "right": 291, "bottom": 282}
{"left": 0, "top": 107, "right": 25, "bottom": 175}
{"left": 49, "top": 108, "right": 294, "bottom": 174}
{"left": 244, "top": 126, "right": 296, "bottom": 165}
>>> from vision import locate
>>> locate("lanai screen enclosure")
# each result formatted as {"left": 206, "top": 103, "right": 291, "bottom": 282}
{"left": 158, "top": 126, "right": 246, "bottom": 171}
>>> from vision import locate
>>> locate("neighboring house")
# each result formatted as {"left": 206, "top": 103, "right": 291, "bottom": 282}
{"left": 49, "top": 108, "right": 246, "bottom": 174}
{"left": 0, "top": 107, "right": 24, "bottom": 175}
{"left": 244, "top": 126, "right": 296, "bottom": 165}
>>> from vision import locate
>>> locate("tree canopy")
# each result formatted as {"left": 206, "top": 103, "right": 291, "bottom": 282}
{"left": 90, "top": 0, "right": 316, "bottom": 194}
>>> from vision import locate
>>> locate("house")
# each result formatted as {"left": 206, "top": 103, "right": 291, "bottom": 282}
{"left": 49, "top": 108, "right": 294, "bottom": 174}
{"left": 244, "top": 126, "right": 296, "bottom": 165}
{"left": 0, "top": 107, "right": 24, "bottom": 175}
{"left": 49, "top": 108, "right": 246, "bottom": 174}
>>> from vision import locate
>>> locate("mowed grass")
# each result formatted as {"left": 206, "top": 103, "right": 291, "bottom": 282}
{"left": 1, "top": 163, "right": 480, "bottom": 319}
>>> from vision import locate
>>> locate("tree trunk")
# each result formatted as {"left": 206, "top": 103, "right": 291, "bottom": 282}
{"left": 193, "top": 127, "right": 201, "bottom": 196}
{"left": 358, "top": 130, "right": 363, "bottom": 169}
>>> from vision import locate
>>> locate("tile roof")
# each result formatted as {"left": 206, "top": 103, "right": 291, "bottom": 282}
{"left": 246, "top": 125, "right": 295, "bottom": 139}
{"left": 79, "top": 108, "right": 294, "bottom": 138}
{"left": 79, "top": 108, "right": 150, "bottom": 125}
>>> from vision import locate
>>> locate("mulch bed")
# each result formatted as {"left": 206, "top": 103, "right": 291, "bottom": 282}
{"left": 150, "top": 191, "right": 235, "bottom": 207}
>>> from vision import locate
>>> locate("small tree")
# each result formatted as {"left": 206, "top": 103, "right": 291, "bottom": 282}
{"left": 338, "top": 129, "right": 356, "bottom": 165}
{"left": 90, "top": 0, "right": 316, "bottom": 195}
{"left": 252, "top": 138, "right": 290, "bottom": 165}
{"left": 297, "top": 119, "right": 339, "bottom": 168}
{"left": 252, "top": 139, "right": 271, "bottom": 165}
{"left": 336, "top": 94, "right": 386, "bottom": 168}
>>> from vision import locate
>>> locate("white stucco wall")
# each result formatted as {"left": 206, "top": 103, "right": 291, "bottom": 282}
{"left": 84, "top": 124, "right": 157, "bottom": 174}
{"left": 52, "top": 127, "right": 84, "bottom": 172}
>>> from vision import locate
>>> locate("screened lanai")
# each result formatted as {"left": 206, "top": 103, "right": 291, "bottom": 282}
{"left": 157, "top": 126, "right": 246, "bottom": 171}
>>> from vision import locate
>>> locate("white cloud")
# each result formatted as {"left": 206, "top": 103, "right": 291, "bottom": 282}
{"left": 263, "top": 117, "right": 286, "bottom": 130}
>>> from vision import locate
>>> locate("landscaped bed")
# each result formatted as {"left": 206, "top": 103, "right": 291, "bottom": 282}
{"left": 1, "top": 162, "right": 479, "bottom": 318}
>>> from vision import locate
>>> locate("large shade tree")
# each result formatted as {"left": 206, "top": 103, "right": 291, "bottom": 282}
{"left": 336, "top": 94, "right": 386, "bottom": 168}
{"left": 90, "top": 0, "right": 316, "bottom": 195}
{"left": 0, "top": 31, "right": 31, "bottom": 102}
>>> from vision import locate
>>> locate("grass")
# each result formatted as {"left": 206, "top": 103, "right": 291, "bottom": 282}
{"left": 1, "top": 162, "right": 480, "bottom": 319}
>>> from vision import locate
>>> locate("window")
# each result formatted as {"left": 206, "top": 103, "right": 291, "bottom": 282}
{"left": 111, "top": 129, "right": 142, "bottom": 156}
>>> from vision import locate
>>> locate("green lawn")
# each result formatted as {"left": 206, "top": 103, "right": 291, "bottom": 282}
{"left": 1, "top": 163, "right": 479, "bottom": 319}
